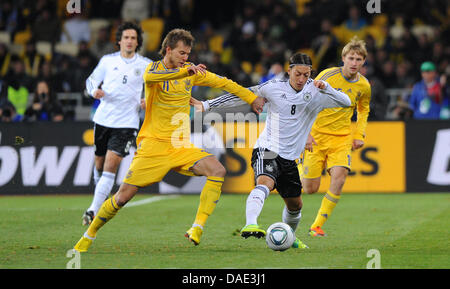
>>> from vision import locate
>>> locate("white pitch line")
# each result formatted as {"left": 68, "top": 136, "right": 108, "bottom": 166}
{"left": 124, "top": 195, "right": 180, "bottom": 208}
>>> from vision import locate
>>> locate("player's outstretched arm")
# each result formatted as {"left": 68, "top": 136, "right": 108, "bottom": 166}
{"left": 196, "top": 86, "right": 265, "bottom": 114}
{"left": 193, "top": 72, "right": 261, "bottom": 112}
{"left": 316, "top": 80, "right": 352, "bottom": 108}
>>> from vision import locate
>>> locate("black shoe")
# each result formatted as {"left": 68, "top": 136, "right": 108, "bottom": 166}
{"left": 82, "top": 210, "right": 95, "bottom": 226}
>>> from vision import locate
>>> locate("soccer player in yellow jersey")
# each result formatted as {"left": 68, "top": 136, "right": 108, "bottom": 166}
{"left": 299, "top": 37, "right": 371, "bottom": 237}
{"left": 74, "top": 28, "right": 265, "bottom": 252}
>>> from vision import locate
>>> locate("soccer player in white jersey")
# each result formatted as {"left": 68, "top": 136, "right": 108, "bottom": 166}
{"left": 82, "top": 22, "right": 151, "bottom": 225}
{"left": 191, "top": 53, "right": 351, "bottom": 248}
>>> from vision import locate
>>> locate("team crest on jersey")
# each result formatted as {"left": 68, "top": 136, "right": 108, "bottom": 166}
{"left": 184, "top": 79, "right": 192, "bottom": 91}
{"left": 125, "top": 170, "right": 133, "bottom": 179}
{"left": 134, "top": 68, "right": 141, "bottom": 76}
{"left": 303, "top": 92, "right": 312, "bottom": 102}
{"left": 303, "top": 166, "right": 309, "bottom": 175}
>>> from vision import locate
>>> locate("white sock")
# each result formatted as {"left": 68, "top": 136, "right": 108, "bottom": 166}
{"left": 282, "top": 206, "right": 302, "bottom": 232}
{"left": 93, "top": 167, "right": 102, "bottom": 186}
{"left": 87, "top": 171, "right": 115, "bottom": 214}
{"left": 83, "top": 231, "right": 96, "bottom": 240}
{"left": 245, "top": 185, "right": 270, "bottom": 226}
{"left": 192, "top": 224, "right": 203, "bottom": 230}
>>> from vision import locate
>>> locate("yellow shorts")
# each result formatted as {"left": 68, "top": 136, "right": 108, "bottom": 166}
{"left": 123, "top": 138, "right": 212, "bottom": 187}
{"left": 299, "top": 133, "right": 352, "bottom": 179}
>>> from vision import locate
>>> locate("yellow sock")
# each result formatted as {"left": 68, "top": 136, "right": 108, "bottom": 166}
{"left": 311, "top": 190, "right": 341, "bottom": 229}
{"left": 87, "top": 196, "right": 121, "bottom": 238}
{"left": 193, "top": 176, "right": 224, "bottom": 227}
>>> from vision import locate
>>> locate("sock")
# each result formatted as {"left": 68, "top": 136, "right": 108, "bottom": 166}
{"left": 88, "top": 171, "right": 115, "bottom": 214}
{"left": 193, "top": 176, "right": 224, "bottom": 228}
{"left": 282, "top": 206, "right": 301, "bottom": 232}
{"left": 93, "top": 167, "right": 102, "bottom": 186}
{"left": 311, "top": 190, "right": 341, "bottom": 229}
{"left": 86, "top": 195, "right": 121, "bottom": 238}
{"left": 245, "top": 185, "right": 270, "bottom": 226}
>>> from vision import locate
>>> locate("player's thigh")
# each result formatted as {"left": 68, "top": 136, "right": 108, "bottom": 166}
{"left": 123, "top": 139, "right": 171, "bottom": 187}
{"left": 103, "top": 150, "right": 123, "bottom": 173}
{"left": 301, "top": 177, "right": 321, "bottom": 194}
{"left": 190, "top": 155, "right": 226, "bottom": 177}
{"left": 107, "top": 127, "right": 138, "bottom": 158}
{"left": 171, "top": 144, "right": 218, "bottom": 177}
{"left": 299, "top": 148, "right": 326, "bottom": 180}
{"left": 255, "top": 175, "right": 275, "bottom": 191}
{"left": 94, "top": 123, "right": 109, "bottom": 157}
{"left": 276, "top": 159, "right": 302, "bottom": 199}
{"left": 251, "top": 148, "right": 279, "bottom": 191}
{"left": 326, "top": 136, "right": 352, "bottom": 173}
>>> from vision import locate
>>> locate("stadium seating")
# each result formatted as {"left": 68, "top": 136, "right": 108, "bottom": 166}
{"left": 36, "top": 41, "right": 53, "bottom": 61}
{"left": 54, "top": 42, "right": 79, "bottom": 57}
{"left": 0, "top": 31, "right": 11, "bottom": 44}
{"left": 13, "top": 29, "right": 32, "bottom": 45}
{"left": 89, "top": 19, "right": 111, "bottom": 46}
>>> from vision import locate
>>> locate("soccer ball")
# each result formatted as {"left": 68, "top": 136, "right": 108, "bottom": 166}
{"left": 266, "top": 222, "right": 295, "bottom": 251}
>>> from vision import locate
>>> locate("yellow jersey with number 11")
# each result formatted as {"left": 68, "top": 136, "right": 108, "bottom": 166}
{"left": 139, "top": 60, "right": 257, "bottom": 146}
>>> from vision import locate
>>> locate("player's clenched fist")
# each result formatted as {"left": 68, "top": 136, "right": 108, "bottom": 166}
{"left": 93, "top": 89, "right": 105, "bottom": 99}
{"left": 313, "top": 80, "right": 326, "bottom": 90}
{"left": 251, "top": 96, "right": 266, "bottom": 114}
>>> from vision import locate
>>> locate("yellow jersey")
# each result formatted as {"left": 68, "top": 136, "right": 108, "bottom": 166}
{"left": 312, "top": 67, "right": 371, "bottom": 140}
{"left": 138, "top": 60, "right": 257, "bottom": 144}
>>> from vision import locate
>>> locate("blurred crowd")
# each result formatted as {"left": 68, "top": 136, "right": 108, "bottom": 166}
{"left": 0, "top": 0, "right": 448, "bottom": 122}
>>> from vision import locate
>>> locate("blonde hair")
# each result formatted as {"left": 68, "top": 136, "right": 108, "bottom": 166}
{"left": 341, "top": 36, "right": 367, "bottom": 59}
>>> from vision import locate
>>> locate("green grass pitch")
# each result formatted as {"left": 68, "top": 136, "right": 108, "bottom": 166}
{"left": 0, "top": 193, "right": 448, "bottom": 269}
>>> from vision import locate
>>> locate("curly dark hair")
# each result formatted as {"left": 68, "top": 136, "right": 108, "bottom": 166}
{"left": 115, "top": 21, "right": 143, "bottom": 52}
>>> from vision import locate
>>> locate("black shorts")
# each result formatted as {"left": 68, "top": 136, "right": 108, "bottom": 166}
{"left": 251, "top": 148, "right": 302, "bottom": 198}
{"left": 94, "top": 123, "right": 138, "bottom": 157}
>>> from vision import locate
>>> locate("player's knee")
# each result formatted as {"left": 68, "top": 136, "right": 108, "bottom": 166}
{"left": 302, "top": 182, "right": 319, "bottom": 194}
{"left": 114, "top": 184, "right": 137, "bottom": 206}
{"left": 211, "top": 163, "right": 226, "bottom": 178}
{"left": 286, "top": 197, "right": 302, "bottom": 211}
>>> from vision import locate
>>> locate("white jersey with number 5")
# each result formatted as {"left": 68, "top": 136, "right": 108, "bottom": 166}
{"left": 204, "top": 78, "right": 351, "bottom": 160}
{"left": 86, "top": 52, "right": 151, "bottom": 129}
